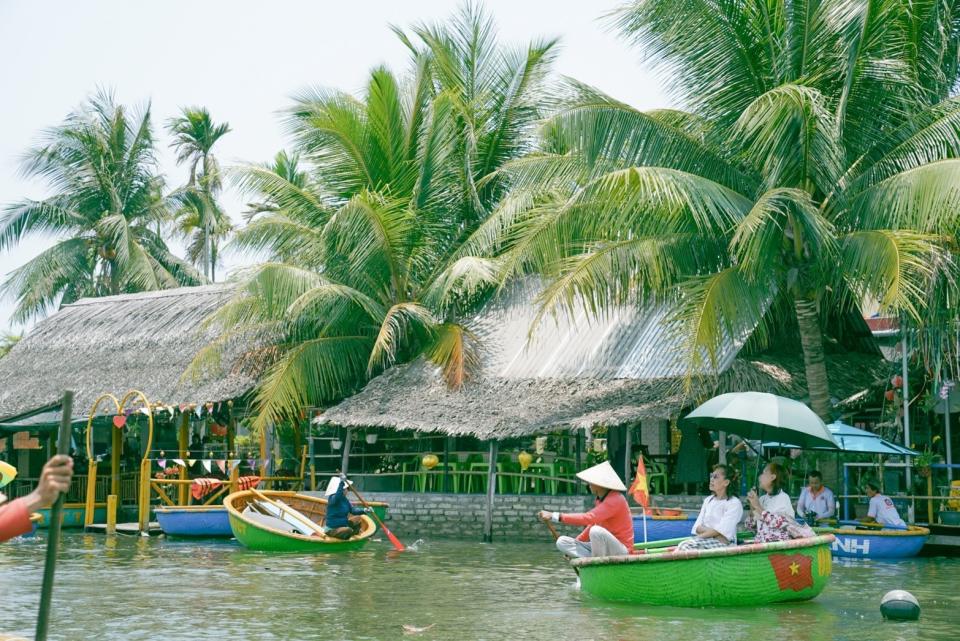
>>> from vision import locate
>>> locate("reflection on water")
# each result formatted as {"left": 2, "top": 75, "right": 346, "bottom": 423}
{"left": 0, "top": 534, "right": 957, "bottom": 641}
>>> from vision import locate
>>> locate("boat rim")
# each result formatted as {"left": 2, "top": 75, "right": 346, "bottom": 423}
{"left": 830, "top": 524, "right": 930, "bottom": 537}
{"left": 571, "top": 534, "right": 836, "bottom": 568}
{"left": 155, "top": 505, "right": 227, "bottom": 513}
{"left": 224, "top": 489, "right": 376, "bottom": 543}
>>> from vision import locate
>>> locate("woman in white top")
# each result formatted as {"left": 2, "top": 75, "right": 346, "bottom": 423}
{"left": 745, "top": 462, "right": 796, "bottom": 543}
{"left": 678, "top": 464, "right": 744, "bottom": 551}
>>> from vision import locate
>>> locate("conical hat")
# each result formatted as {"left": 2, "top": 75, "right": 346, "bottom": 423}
{"left": 324, "top": 475, "right": 353, "bottom": 496}
{"left": 575, "top": 461, "right": 627, "bottom": 491}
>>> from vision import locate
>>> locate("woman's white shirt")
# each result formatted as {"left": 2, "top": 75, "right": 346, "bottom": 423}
{"left": 691, "top": 495, "right": 744, "bottom": 544}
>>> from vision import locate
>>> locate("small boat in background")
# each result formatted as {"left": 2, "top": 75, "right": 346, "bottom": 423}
{"left": 155, "top": 505, "right": 232, "bottom": 537}
{"left": 631, "top": 508, "right": 696, "bottom": 542}
{"left": 574, "top": 534, "right": 835, "bottom": 607}
{"left": 825, "top": 524, "right": 929, "bottom": 559}
{"left": 225, "top": 490, "right": 375, "bottom": 552}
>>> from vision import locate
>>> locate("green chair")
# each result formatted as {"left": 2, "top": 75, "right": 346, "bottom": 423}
{"left": 466, "top": 462, "right": 507, "bottom": 493}
{"left": 645, "top": 458, "right": 668, "bottom": 494}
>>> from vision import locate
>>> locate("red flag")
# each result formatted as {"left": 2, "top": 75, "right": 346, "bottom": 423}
{"left": 629, "top": 456, "right": 650, "bottom": 508}
{"left": 768, "top": 553, "right": 814, "bottom": 591}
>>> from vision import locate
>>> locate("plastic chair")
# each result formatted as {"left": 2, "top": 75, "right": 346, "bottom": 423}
{"left": 645, "top": 458, "right": 667, "bottom": 494}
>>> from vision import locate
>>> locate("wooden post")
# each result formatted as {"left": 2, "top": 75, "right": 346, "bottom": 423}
{"left": 106, "top": 495, "right": 117, "bottom": 534}
{"left": 111, "top": 423, "right": 121, "bottom": 497}
{"left": 624, "top": 424, "right": 632, "bottom": 486}
{"left": 308, "top": 434, "right": 316, "bottom": 491}
{"left": 927, "top": 474, "right": 934, "bottom": 525}
{"left": 341, "top": 427, "right": 353, "bottom": 475}
{"left": 443, "top": 436, "right": 451, "bottom": 493}
{"left": 259, "top": 425, "right": 268, "bottom": 486}
{"left": 483, "top": 440, "right": 498, "bottom": 542}
{"left": 575, "top": 429, "right": 583, "bottom": 494}
{"left": 138, "top": 458, "right": 150, "bottom": 533}
{"left": 84, "top": 461, "right": 98, "bottom": 526}
{"left": 178, "top": 413, "right": 189, "bottom": 506}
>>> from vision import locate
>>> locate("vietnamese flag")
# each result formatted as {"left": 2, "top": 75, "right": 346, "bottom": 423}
{"left": 768, "top": 553, "right": 814, "bottom": 591}
{"left": 629, "top": 456, "right": 650, "bottom": 509}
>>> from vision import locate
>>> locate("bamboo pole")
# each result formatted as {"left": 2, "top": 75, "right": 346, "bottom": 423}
{"left": 35, "top": 390, "right": 74, "bottom": 641}
{"left": 84, "top": 461, "right": 98, "bottom": 527}
{"left": 106, "top": 495, "right": 117, "bottom": 534}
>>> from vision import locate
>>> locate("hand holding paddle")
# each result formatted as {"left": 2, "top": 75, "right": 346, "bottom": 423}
{"left": 346, "top": 483, "right": 405, "bottom": 551}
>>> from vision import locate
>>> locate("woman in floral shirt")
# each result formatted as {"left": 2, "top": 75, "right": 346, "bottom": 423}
{"left": 745, "top": 462, "right": 796, "bottom": 543}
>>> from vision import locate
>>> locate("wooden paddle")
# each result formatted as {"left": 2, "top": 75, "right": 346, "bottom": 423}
{"left": 347, "top": 483, "right": 405, "bottom": 551}
{"left": 540, "top": 515, "right": 580, "bottom": 575}
{"left": 35, "top": 390, "right": 73, "bottom": 641}
{"left": 248, "top": 488, "right": 327, "bottom": 537}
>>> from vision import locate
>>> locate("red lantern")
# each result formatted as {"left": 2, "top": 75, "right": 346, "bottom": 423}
{"left": 884, "top": 389, "right": 896, "bottom": 402}
{"left": 891, "top": 375, "right": 903, "bottom": 389}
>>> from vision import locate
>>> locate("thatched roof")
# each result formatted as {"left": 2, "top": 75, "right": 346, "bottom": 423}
{"left": 0, "top": 285, "right": 261, "bottom": 420}
{"left": 319, "top": 281, "right": 889, "bottom": 437}
{"left": 318, "top": 353, "right": 889, "bottom": 438}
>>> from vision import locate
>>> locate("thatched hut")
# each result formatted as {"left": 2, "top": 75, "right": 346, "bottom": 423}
{"left": 0, "top": 284, "right": 259, "bottom": 421}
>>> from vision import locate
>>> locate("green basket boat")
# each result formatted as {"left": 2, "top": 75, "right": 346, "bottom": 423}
{"left": 224, "top": 490, "right": 375, "bottom": 552}
{"left": 572, "top": 534, "right": 835, "bottom": 607}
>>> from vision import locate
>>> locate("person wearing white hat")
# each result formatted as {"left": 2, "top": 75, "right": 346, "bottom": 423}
{"left": 323, "top": 474, "right": 370, "bottom": 539}
{"left": 537, "top": 460, "right": 633, "bottom": 558}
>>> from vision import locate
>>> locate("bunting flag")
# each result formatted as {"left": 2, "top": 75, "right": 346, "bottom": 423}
{"left": 202, "top": 460, "right": 212, "bottom": 473}
{"left": 247, "top": 459, "right": 256, "bottom": 469}
{"left": 629, "top": 456, "right": 650, "bottom": 509}
{"left": 216, "top": 460, "right": 226, "bottom": 474}
{"left": 769, "top": 554, "right": 814, "bottom": 592}
{"left": 275, "top": 458, "right": 284, "bottom": 469}
{"left": 186, "top": 459, "right": 196, "bottom": 467}
{"left": 230, "top": 460, "right": 241, "bottom": 472}
{"left": 173, "top": 459, "right": 185, "bottom": 467}
{"left": 157, "top": 459, "right": 167, "bottom": 469}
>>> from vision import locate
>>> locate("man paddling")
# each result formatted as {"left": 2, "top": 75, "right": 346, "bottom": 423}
{"left": 537, "top": 461, "right": 633, "bottom": 558}
{"left": 324, "top": 474, "right": 371, "bottom": 539}
{"left": 0, "top": 455, "right": 73, "bottom": 543}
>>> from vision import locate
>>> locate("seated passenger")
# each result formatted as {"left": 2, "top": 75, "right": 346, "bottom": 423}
{"left": 538, "top": 461, "right": 633, "bottom": 558}
{"left": 796, "top": 470, "right": 836, "bottom": 523}
{"left": 862, "top": 482, "right": 906, "bottom": 528}
{"left": 745, "top": 462, "right": 796, "bottom": 543}
{"left": 1, "top": 455, "right": 73, "bottom": 543}
{"left": 677, "top": 463, "right": 743, "bottom": 551}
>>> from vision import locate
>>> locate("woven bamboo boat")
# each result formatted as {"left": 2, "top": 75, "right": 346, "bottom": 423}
{"left": 827, "top": 525, "right": 928, "bottom": 559}
{"left": 155, "top": 505, "right": 232, "bottom": 537}
{"left": 224, "top": 490, "right": 375, "bottom": 552}
{"left": 572, "top": 534, "right": 835, "bottom": 607}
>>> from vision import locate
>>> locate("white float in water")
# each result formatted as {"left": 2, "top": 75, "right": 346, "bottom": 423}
{"left": 880, "top": 590, "right": 920, "bottom": 621}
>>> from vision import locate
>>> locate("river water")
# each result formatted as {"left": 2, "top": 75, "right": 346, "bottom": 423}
{"left": 1, "top": 533, "right": 957, "bottom": 641}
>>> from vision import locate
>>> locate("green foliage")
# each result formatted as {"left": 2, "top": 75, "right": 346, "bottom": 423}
{"left": 197, "top": 4, "right": 557, "bottom": 430}
{"left": 478, "top": 0, "right": 960, "bottom": 418}
{"left": 0, "top": 91, "right": 204, "bottom": 322}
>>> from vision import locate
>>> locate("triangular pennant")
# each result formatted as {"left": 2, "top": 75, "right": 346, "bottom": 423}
{"left": 275, "top": 458, "right": 284, "bottom": 468}
{"left": 216, "top": 460, "right": 226, "bottom": 474}
{"left": 186, "top": 459, "right": 196, "bottom": 467}
{"left": 173, "top": 459, "right": 185, "bottom": 467}
{"left": 231, "top": 460, "right": 241, "bottom": 472}
{"left": 247, "top": 459, "right": 255, "bottom": 469}
{"left": 202, "top": 460, "right": 212, "bottom": 473}
{"left": 157, "top": 459, "right": 167, "bottom": 469}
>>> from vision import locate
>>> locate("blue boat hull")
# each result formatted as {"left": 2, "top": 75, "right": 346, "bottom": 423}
{"left": 632, "top": 515, "right": 697, "bottom": 542}
{"left": 830, "top": 528, "right": 928, "bottom": 559}
{"left": 156, "top": 507, "right": 232, "bottom": 537}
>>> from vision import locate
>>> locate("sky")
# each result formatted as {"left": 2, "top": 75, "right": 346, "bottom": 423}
{"left": 0, "top": 0, "right": 670, "bottom": 334}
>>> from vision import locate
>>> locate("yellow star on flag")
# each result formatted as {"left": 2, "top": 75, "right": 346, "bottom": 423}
{"left": 789, "top": 562, "right": 800, "bottom": 575}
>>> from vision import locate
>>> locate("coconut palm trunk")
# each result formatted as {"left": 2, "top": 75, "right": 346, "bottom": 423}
{"left": 794, "top": 295, "right": 832, "bottom": 421}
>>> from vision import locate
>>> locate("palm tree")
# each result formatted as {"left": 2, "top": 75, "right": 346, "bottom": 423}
{"left": 478, "top": 0, "right": 960, "bottom": 420}
{"left": 167, "top": 107, "right": 232, "bottom": 280}
{"left": 0, "top": 92, "right": 204, "bottom": 322}
{"left": 0, "top": 332, "right": 21, "bottom": 359}
{"left": 193, "top": 5, "right": 557, "bottom": 430}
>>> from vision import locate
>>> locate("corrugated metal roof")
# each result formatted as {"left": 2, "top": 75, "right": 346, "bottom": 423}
{"left": 469, "top": 280, "right": 743, "bottom": 380}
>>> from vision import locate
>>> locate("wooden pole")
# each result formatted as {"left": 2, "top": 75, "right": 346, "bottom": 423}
{"left": 106, "top": 494, "right": 117, "bottom": 534}
{"left": 178, "top": 413, "right": 189, "bottom": 506}
{"left": 927, "top": 474, "right": 934, "bottom": 525}
{"left": 35, "top": 390, "right": 74, "bottom": 641}
{"left": 340, "top": 427, "right": 353, "bottom": 476}
{"left": 111, "top": 422, "right": 121, "bottom": 497}
{"left": 575, "top": 429, "right": 583, "bottom": 494}
{"left": 443, "top": 436, "right": 451, "bottom": 493}
{"left": 483, "top": 440, "right": 498, "bottom": 542}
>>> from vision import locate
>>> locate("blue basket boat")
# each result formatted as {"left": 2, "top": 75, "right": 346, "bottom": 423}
{"left": 826, "top": 525, "right": 929, "bottom": 559}
{"left": 155, "top": 505, "right": 232, "bottom": 537}
{"left": 632, "top": 509, "right": 697, "bottom": 542}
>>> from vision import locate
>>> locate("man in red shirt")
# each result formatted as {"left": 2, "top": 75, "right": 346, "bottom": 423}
{"left": 538, "top": 460, "right": 633, "bottom": 558}
{"left": 0, "top": 455, "right": 73, "bottom": 543}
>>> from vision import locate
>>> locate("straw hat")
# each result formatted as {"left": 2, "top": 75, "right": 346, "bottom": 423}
{"left": 575, "top": 461, "right": 627, "bottom": 492}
